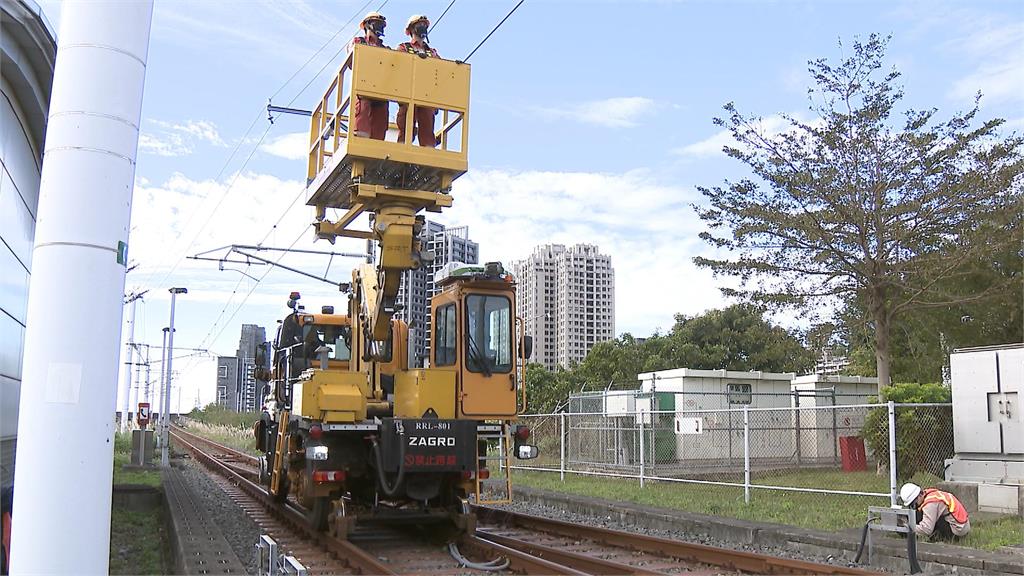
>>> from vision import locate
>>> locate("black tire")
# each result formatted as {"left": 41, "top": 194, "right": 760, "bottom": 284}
{"left": 308, "top": 496, "right": 331, "bottom": 531}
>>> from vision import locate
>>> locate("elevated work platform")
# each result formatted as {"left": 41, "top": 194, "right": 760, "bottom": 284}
{"left": 306, "top": 43, "right": 470, "bottom": 211}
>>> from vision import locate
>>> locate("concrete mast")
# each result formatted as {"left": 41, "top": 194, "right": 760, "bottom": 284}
{"left": 10, "top": 1, "right": 154, "bottom": 573}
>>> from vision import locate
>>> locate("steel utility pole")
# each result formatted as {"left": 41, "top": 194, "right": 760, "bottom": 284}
{"left": 119, "top": 292, "right": 144, "bottom": 431}
{"left": 159, "top": 328, "right": 169, "bottom": 451}
{"left": 162, "top": 287, "right": 187, "bottom": 466}
{"left": 9, "top": 1, "right": 154, "bottom": 573}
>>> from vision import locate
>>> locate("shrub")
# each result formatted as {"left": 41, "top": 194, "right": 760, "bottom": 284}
{"left": 862, "top": 382, "right": 953, "bottom": 481}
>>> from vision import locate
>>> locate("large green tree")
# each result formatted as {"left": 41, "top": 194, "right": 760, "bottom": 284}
{"left": 524, "top": 304, "right": 812, "bottom": 412}
{"left": 694, "top": 34, "right": 1023, "bottom": 386}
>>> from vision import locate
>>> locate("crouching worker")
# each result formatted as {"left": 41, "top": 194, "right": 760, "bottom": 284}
{"left": 900, "top": 482, "right": 971, "bottom": 541}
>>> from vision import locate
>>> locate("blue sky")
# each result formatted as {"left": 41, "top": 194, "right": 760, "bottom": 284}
{"left": 38, "top": 0, "right": 1023, "bottom": 410}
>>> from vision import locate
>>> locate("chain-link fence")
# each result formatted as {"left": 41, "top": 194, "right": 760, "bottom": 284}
{"left": 514, "top": 402, "right": 954, "bottom": 513}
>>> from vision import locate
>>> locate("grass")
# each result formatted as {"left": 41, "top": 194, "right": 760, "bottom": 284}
{"left": 513, "top": 469, "right": 1019, "bottom": 550}
{"left": 109, "top": 506, "right": 167, "bottom": 574}
{"left": 957, "top": 515, "right": 1024, "bottom": 551}
{"left": 112, "top": 431, "right": 161, "bottom": 487}
{"left": 181, "top": 420, "right": 260, "bottom": 456}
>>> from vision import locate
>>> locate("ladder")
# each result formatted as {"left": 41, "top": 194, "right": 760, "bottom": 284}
{"left": 475, "top": 423, "right": 512, "bottom": 505}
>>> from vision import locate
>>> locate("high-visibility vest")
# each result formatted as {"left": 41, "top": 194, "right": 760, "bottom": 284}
{"left": 922, "top": 488, "right": 969, "bottom": 524}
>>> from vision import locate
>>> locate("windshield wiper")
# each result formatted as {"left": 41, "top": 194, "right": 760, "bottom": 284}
{"left": 467, "top": 333, "right": 492, "bottom": 376}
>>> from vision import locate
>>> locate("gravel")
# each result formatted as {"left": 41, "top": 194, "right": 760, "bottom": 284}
{"left": 173, "top": 454, "right": 262, "bottom": 574}
{"left": 490, "top": 498, "right": 889, "bottom": 573}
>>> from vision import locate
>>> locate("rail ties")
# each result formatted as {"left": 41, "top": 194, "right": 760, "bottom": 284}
{"left": 171, "top": 425, "right": 877, "bottom": 575}
{"left": 473, "top": 506, "right": 882, "bottom": 576}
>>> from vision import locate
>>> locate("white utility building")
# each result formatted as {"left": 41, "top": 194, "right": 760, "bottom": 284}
{"left": 946, "top": 344, "right": 1023, "bottom": 514}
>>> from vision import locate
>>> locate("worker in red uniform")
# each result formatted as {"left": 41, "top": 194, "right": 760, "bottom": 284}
{"left": 350, "top": 12, "right": 390, "bottom": 140}
{"left": 900, "top": 482, "right": 971, "bottom": 541}
{"left": 396, "top": 15, "right": 440, "bottom": 147}
{"left": 1, "top": 485, "right": 12, "bottom": 575}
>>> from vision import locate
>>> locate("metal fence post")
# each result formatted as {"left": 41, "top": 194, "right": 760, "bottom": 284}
{"left": 559, "top": 412, "right": 566, "bottom": 482}
{"left": 794, "top": 391, "right": 802, "bottom": 466}
{"left": 639, "top": 409, "right": 645, "bottom": 488}
{"left": 888, "top": 401, "right": 898, "bottom": 507}
{"left": 743, "top": 406, "right": 750, "bottom": 504}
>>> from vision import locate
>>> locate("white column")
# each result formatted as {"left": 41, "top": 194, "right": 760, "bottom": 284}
{"left": 119, "top": 299, "right": 137, "bottom": 431}
{"left": 10, "top": 1, "right": 154, "bottom": 573}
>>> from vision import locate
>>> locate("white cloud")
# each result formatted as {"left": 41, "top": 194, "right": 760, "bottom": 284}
{"left": 538, "top": 97, "right": 656, "bottom": 128}
{"left": 139, "top": 119, "right": 227, "bottom": 157}
{"left": 673, "top": 114, "right": 797, "bottom": 158}
{"left": 930, "top": 13, "right": 1024, "bottom": 105}
{"left": 438, "top": 169, "right": 730, "bottom": 335}
{"left": 261, "top": 132, "right": 308, "bottom": 161}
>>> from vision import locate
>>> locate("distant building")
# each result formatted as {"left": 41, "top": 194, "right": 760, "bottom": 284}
{"left": 813, "top": 350, "right": 850, "bottom": 376}
{"left": 216, "top": 356, "right": 239, "bottom": 409}
{"left": 216, "top": 324, "right": 269, "bottom": 412}
{"left": 396, "top": 222, "right": 479, "bottom": 366}
{"left": 514, "top": 244, "right": 615, "bottom": 370}
{"left": 1, "top": 0, "right": 56, "bottom": 487}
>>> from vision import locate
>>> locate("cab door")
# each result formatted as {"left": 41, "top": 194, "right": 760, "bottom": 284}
{"left": 458, "top": 292, "right": 517, "bottom": 417}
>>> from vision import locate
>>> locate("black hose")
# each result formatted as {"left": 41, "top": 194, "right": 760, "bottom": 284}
{"left": 853, "top": 521, "right": 870, "bottom": 564}
{"left": 907, "top": 530, "right": 922, "bottom": 574}
{"left": 370, "top": 428, "right": 406, "bottom": 497}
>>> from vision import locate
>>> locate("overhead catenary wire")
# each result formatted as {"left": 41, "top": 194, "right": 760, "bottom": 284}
{"left": 429, "top": 0, "right": 457, "bottom": 33}
{"left": 269, "top": 0, "right": 377, "bottom": 103}
{"left": 286, "top": 0, "right": 389, "bottom": 107}
{"left": 137, "top": 0, "right": 384, "bottom": 296}
{"left": 461, "top": 0, "right": 524, "bottom": 63}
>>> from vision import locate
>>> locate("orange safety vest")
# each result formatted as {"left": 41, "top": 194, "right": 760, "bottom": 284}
{"left": 921, "top": 488, "right": 969, "bottom": 524}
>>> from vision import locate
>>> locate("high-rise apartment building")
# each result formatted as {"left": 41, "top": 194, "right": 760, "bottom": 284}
{"left": 217, "top": 324, "right": 269, "bottom": 412}
{"left": 396, "top": 222, "right": 479, "bottom": 366}
{"left": 514, "top": 244, "right": 615, "bottom": 370}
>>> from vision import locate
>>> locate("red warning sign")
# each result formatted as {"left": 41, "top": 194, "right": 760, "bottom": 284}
{"left": 137, "top": 402, "right": 151, "bottom": 427}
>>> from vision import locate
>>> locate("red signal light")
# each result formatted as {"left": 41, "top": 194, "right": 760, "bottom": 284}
{"left": 515, "top": 425, "right": 530, "bottom": 441}
{"left": 312, "top": 470, "right": 346, "bottom": 483}
{"left": 478, "top": 468, "right": 490, "bottom": 480}
{"left": 309, "top": 424, "right": 323, "bottom": 440}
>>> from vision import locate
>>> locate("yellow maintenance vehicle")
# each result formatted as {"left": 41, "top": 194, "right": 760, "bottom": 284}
{"left": 254, "top": 40, "right": 537, "bottom": 537}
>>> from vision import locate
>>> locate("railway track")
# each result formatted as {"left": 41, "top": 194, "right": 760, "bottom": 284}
{"left": 170, "top": 425, "right": 880, "bottom": 576}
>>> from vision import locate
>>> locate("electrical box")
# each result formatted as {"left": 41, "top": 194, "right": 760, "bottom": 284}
{"left": 950, "top": 344, "right": 1022, "bottom": 456}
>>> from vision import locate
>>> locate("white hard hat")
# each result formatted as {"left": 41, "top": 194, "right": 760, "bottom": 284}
{"left": 405, "top": 14, "right": 429, "bottom": 34}
{"left": 360, "top": 12, "right": 385, "bottom": 30}
{"left": 900, "top": 482, "right": 921, "bottom": 506}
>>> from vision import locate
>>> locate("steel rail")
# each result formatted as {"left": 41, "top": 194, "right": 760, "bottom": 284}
{"left": 475, "top": 506, "right": 881, "bottom": 576}
{"left": 170, "top": 428, "right": 396, "bottom": 575}
{"left": 474, "top": 530, "right": 666, "bottom": 575}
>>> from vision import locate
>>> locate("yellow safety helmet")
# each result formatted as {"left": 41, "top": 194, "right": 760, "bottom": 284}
{"left": 360, "top": 11, "right": 386, "bottom": 30}
{"left": 405, "top": 14, "right": 430, "bottom": 34}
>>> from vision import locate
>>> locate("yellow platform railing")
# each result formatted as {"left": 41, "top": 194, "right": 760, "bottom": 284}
{"left": 306, "top": 43, "right": 471, "bottom": 211}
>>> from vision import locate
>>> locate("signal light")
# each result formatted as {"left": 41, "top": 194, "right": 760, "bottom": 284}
{"left": 478, "top": 468, "right": 490, "bottom": 480}
{"left": 312, "top": 470, "right": 346, "bottom": 483}
{"left": 515, "top": 425, "right": 530, "bottom": 441}
{"left": 309, "top": 424, "right": 323, "bottom": 440}
{"left": 461, "top": 470, "right": 474, "bottom": 481}
{"left": 289, "top": 292, "right": 301, "bottom": 300}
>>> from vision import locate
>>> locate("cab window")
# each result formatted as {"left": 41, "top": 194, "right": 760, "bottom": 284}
{"left": 465, "top": 295, "right": 512, "bottom": 374}
{"left": 435, "top": 304, "right": 457, "bottom": 366}
{"left": 302, "top": 324, "right": 352, "bottom": 361}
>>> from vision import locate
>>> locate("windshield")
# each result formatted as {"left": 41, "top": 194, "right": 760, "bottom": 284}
{"left": 465, "top": 294, "right": 512, "bottom": 374}
{"left": 302, "top": 324, "right": 352, "bottom": 361}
